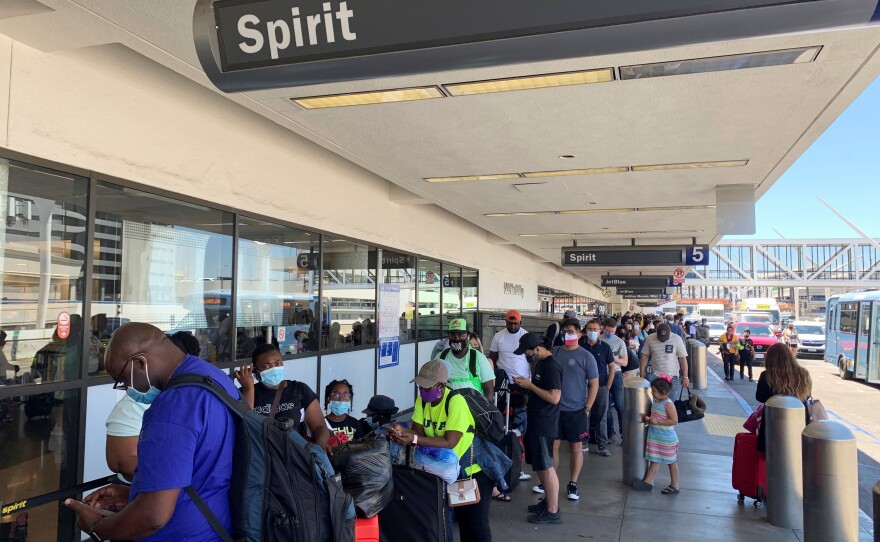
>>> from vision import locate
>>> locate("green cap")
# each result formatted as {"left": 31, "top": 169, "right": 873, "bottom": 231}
{"left": 448, "top": 318, "right": 468, "bottom": 332}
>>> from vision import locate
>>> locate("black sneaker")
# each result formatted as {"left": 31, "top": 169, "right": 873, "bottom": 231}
{"left": 527, "top": 499, "right": 547, "bottom": 513}
{"left": 528, "top": 510, "right": 562, "bottom": 524}
{"left": 597, "top": 447, "right": 611, "bottom": 457}
{"left": 566, "top": 482, "right": 580, "bottom": 501}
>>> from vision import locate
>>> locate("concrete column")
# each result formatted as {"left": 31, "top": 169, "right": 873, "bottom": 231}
{"left": 764, "top": 395, "right": 806, "bottom": 529}
{"left": 802, "top": 421, "right": 859, "bottom": 542}
{"left": 622, "top": 378, "right": 652, "bottom": 486}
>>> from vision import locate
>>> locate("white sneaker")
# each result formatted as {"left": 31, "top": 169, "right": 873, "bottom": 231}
{"left": 518, "top": 472, "right": 532, "bottom": 481}
{"left": 532, "top": 484, "right": 545, "bottom": 494}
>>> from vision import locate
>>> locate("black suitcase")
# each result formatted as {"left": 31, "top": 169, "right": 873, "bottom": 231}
{"left": 493, "top": 368, "right": 523, "bottom": 493}
{"left": 378, "top": 461, "right": 447, "bottom": 542}
{"left": 24, "top": 394, "right": 54, "bottom": 419}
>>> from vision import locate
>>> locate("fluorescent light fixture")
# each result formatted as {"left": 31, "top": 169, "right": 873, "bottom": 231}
{"left": 520, "top": 229, "right": 703, "bottom": 237}
{"left": 484, "top": 211, "right": 558, "bottom": 217}
{"left": 632, "top": 160, "right": 748, "bottom": 172}
{"left": 444, "top": 68, "right": 614, "bottom": 96}
{"left": 425, "top": 173, "right": 521, "bottom": 183}
{"left": 522, "top": 166, "right": 629, "bottom": 178}
{"left": 293, "top": 86, "right": 444, "bottom": 109}
{"left": 485, "top": 205, "right": 714, "bottom": 217}
{"left": 557, "top": 208, "right": 635, "bottom": 215}
{"left": 619, "top": 47, "right": 821, "bottom": 80}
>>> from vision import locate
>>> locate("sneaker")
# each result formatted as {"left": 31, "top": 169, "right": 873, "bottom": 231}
{"left": 528, "top": 510, "right": 562, "bottom": 524}
{"left": 532, "top": 484, "right": 545, "bottom": 494}
{"left": 597, "top": 447, "right": 611, "bottom": 457}
{"left": 519, "top": 472, "right": 532, "bottom": 481}
{"left": 527, "top": 499, "right": 547, "bottom": 513}
{"left": 613, "top": 433, "right": 623, "bottom": 447}
{"left": 566, "top": 482, "right": 580, "bottom": 501}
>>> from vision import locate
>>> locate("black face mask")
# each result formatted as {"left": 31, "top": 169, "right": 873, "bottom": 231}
{"left": 450, "top": 339, "right": 467, "bottom": 353}
{"left": 528, "top": 352, "right": 540, "bottom": 364}
{"left": 506, "top": 324, "right": 519, "bottom": 333}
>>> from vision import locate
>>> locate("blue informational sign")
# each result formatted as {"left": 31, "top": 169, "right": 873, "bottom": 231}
{"left": 378, "top": 337, "right": 400, "bottom": 369}
{"left": 685, "top": 246, "right": 711, "bottom": 266}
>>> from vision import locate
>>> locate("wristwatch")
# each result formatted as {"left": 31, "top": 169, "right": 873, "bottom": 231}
{"left": 412, "top": 433, "right": 419, "bottom": 445}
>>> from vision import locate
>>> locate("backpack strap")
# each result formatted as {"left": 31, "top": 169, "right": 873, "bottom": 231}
{"left": 184, "top": 486, "right": 234, "bottom": 542}
{"left": 440, "top": 348, "right": 450, "bottom": 359}
{"left": 468, "top": 349, "right": 478, "bottom": 379}
{"left": 268, "top": 381, "right": 287, "bottom": 420}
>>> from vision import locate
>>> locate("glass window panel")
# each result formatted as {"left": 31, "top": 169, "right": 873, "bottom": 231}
{"left": 91, "top": 182, "right": 234, "bottom": 366}
{"left": 417, "top": 258, "right": 442, "bottom": 340}
{"left": 236, "top": 219, "right": 321, "bottom": 359}
{"left": 321, "top": 238, "right": 376, "bottom": 350}
{"left": 0, "top": 160, "right": 88, "bottom": 385}
{"left": 461, "top": 267, "right": 479, "bottom": 341}
{"left": 0, "top": 389, "right": 81, "bottom": 540}
{"left": 442, "top": 265, "right": 462, "bottom": 326}
{"left": 380, "top": 250, "right": 416, "bottom": 341}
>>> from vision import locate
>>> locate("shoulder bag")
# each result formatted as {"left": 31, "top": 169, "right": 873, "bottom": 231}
{"left": 447, "top": 444, "right": 480, "bottom": 507}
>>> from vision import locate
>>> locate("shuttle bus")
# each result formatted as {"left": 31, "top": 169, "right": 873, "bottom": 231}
{"left": 738, "top": 298, "right": 782, "bottom": 329}
{"left": 825, "top": 290, "right": 880, "bottom": 382}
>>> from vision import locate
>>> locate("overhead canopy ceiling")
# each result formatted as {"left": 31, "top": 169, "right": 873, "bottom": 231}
{"left": 3, "top": 1, "right": 880, "bottom": 292}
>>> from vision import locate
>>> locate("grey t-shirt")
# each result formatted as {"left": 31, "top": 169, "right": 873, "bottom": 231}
{"left": 600, "top": 334, "right": 627, "bottom": 361}
{"left": 553, "top": 346, "right": 599, "bottom": 412}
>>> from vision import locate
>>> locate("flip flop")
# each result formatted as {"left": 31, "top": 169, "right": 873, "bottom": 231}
{"left": 661, "top": 486, "right": 680, "bottom": 495}
{"left": 492, "top": 492, "right": 512, "bottom": 502}
{"left": 633, "top": 481, "right": 653, "bottom": 491}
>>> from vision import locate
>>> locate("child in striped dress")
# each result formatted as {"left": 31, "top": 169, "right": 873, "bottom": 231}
{"left": 633, "top": 374, "right": 680, "bottom": 494}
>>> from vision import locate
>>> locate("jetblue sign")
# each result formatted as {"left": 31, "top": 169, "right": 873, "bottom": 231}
{"left": 602, "top": 276, "right": 673, "bottom": 288}
{"left": 562, "top": 246, "right": 709, "bottom": 267}
{"left": 193, "top": 0, "right": 879, "bottom": 92}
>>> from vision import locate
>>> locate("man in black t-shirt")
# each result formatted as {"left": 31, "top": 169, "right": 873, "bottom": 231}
{"left": 513, "top": 333, "right": 563, "bottom": 525}
{"left": 738, "top": 330, "right": 755, "bottom": 381}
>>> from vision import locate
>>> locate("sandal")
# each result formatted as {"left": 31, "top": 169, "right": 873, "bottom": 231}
{"left": 492, "top": 492, "right": 512, "bottom": 502}
{"left": 632, "top": 481, "right": 653, "bottom": 491}
{"left": 661, "top": 486, "right": 680, "bottom": 495}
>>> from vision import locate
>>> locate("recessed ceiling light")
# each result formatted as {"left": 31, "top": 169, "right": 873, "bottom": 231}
{"left": 619, "top": 47, "right": 821, "bottom": 80}
{"left": 587, "top": 201, "right": 598, "bottom": 205}
{"left": 559, "top": 154, "right": 577, "bottom": 159}
{"left": 444, "top": 68, "right": 614, "bottom": 96}
{"left": 293, "top": 86, "right": 444, "bottom": 109}
{"left": 522, "top": 166, "right": 629, "bottom": 178}
{"left": 632, "top": 160, "right": 748, "bottom": 172}
{"left": 424, "top": 173, "right": 521, "bottom": 183}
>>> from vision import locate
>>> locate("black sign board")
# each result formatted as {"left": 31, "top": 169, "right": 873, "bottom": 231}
{"left": 623, "top": 293, "right": 670, "bottom": 300}
{"left": 193, "top": 0, "right": 872, "bottom": 92}
{"left": 616, "top": 288, "right": 667, "bottom": 296}
{"left": 562, "top": 246, "right": 708, "bottom": 267}
{"left": 602, "top": 276, "right": 672, "bottom": 288}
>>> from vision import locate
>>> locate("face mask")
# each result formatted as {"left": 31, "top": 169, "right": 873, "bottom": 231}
{"left": 329, "top": 401, "right": 350, "bottom": 416}
{"left": 633, "top": 325, "right": 640, "bottom": 332}
{"left": 604, "top": 331, "right": 614, "bottom": 339}
{"left": 506, "top": 324, "right": 519, "bottom": 333}
{"left": 126, "top": 361, "right": 161, "bottom": 405}
{"left": 259, "top": 366, "right": 285, "bottom": 387}
{"left": 449, "top": 339, "right": 467, "bottom": 353}
{"left": 419, "top": 386, "right": 443, "bottom": 403}
{"left": 528, "top": 353, "right": 540, "bottom": 364}
{"left": 647, "top": 325, "right": 654, "bottom": 331}
{"left": 586, "top": 331, "right": 599, "bottom": 341}
{"left": 564, "top": 332, "right": 578, "bottom": 346}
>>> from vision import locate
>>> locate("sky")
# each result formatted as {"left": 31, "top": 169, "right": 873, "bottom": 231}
{"left": 726, "top": 75, "right": 879, "bottom": 240}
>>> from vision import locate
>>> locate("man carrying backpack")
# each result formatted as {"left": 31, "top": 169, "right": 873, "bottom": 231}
{"left": 436, "top": 318, "right": 495, "bottom": 399}
{"left": 66, "top": 323, "right": 238, "bottom": 541}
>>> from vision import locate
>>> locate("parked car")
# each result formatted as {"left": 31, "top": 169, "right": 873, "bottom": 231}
{"left": 707, "top": 322, "right": 726, "bottom": 344}
{"left": 792, "top": 321, "right": 826, "bottom": 357}
{"left": 733, "top": 322, "right": 779, "bottom": 364}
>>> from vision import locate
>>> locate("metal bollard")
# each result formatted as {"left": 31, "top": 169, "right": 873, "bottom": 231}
{"left": 875, "top": 481, "right": 880, "bottom": 542}
{"left": 622, "top": 378, "right": 652, "bottom": 487}
{"left": 686, "top": 339, "right": 708, "bottom": 390}
{"left": 802, "top": 421, "right": 859, "bottom": 542}
{"left": 764, "top": 395, "right": 806, "bottom": 529}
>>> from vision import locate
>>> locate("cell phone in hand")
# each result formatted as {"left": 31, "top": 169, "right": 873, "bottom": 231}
{"left": 75, "top": 501, "right": 116, "bottom": 517}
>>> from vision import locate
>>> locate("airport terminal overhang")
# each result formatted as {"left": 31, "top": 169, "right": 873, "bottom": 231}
{"left": 3, "top": 0, "right": 880, "bottom": 293}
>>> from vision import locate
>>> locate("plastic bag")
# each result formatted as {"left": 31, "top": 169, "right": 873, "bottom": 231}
{"left": 330, "top": 434, "right": 394, "bottom": 518}
{"left": 413, "top": 446, "right": 460, "bottom": 484}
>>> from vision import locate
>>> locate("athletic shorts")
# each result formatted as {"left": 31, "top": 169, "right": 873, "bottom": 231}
{"left": 524, "top": 431, "right": 554, "bottom": 472}
{"left": 557, "top": 409, "right": 589, "bottom": 443}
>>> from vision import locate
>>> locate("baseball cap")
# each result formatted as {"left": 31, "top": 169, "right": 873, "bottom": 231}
{"left": 362, "top": 395, "right": 399, "bottom": 416}
{"left": 514, "top": 332, "right": 547, "bottom": 355}
{"left": 448, "top": 318, "right": 468, "bottom": 332}
{"left": 412, "top": 359, "right": 449, "bottom": 388}
{"left": 656, "top": 323, "right": 671, "bottom": 342}
{"left": 563, "top": 310, "right": 578, "bottom": 319}
{"left": 505, "top": 310, "right": 522, "bottom": 322}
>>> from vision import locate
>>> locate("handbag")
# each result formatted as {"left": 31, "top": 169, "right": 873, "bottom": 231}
{"left": 446, "top": 445, "right": 480, "bottom": 507}
{"left": 674, "top": 386, "right": 705, "bottom": 423}
{"left": 743, "top": 404, "right": 764, "bottom": 433}
{"left": 807, "top": 397, "right": 828, "bottom": 422}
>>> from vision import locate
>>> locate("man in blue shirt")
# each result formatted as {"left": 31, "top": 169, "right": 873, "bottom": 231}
{"left": 66, "top": 323, "right": 238, "bottom": 541}
{"left": 578, "top": 319, "right": 616, "bottom": 457}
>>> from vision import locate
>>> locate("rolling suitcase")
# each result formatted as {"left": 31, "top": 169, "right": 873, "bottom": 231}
{"left": 732, "top": 432, "right": 766, "bottom": 508}
{"left": 378, "top": 448, "right": 447, "bottom": 542}
{"left": 493, "top": 368, "right": 523, "bottom": 492}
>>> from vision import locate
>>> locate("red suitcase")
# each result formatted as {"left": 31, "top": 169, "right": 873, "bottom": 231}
{"left": 732, "top": 432, "right": 767, "bottom": 508}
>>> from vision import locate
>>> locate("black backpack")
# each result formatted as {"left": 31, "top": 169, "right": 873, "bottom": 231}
{"left": 165, "top": 374, "right": 355, "bottom": 542}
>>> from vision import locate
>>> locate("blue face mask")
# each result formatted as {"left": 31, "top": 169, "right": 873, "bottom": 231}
{"left": 126, "top": 360, "right": 161, "bottom": 405}
{"left": 329, "top": 401, "right": 350, "bottom": 416}
{"left": 586, "top": 331, "right": 599, "bottom": 341}
{"left": 259, "top": 366, "right": 285, "bottom": 387}
{"left": 604, "top": 332, "right": 614, "bottom": 339}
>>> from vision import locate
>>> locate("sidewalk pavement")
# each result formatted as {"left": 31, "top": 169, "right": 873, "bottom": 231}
{"left": 486, "top": 351, "right": 874, "bottom": 541}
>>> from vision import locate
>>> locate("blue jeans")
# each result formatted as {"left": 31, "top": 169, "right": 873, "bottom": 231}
{"left": 606, "top": 372, "right": 623, "bottom": 438}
